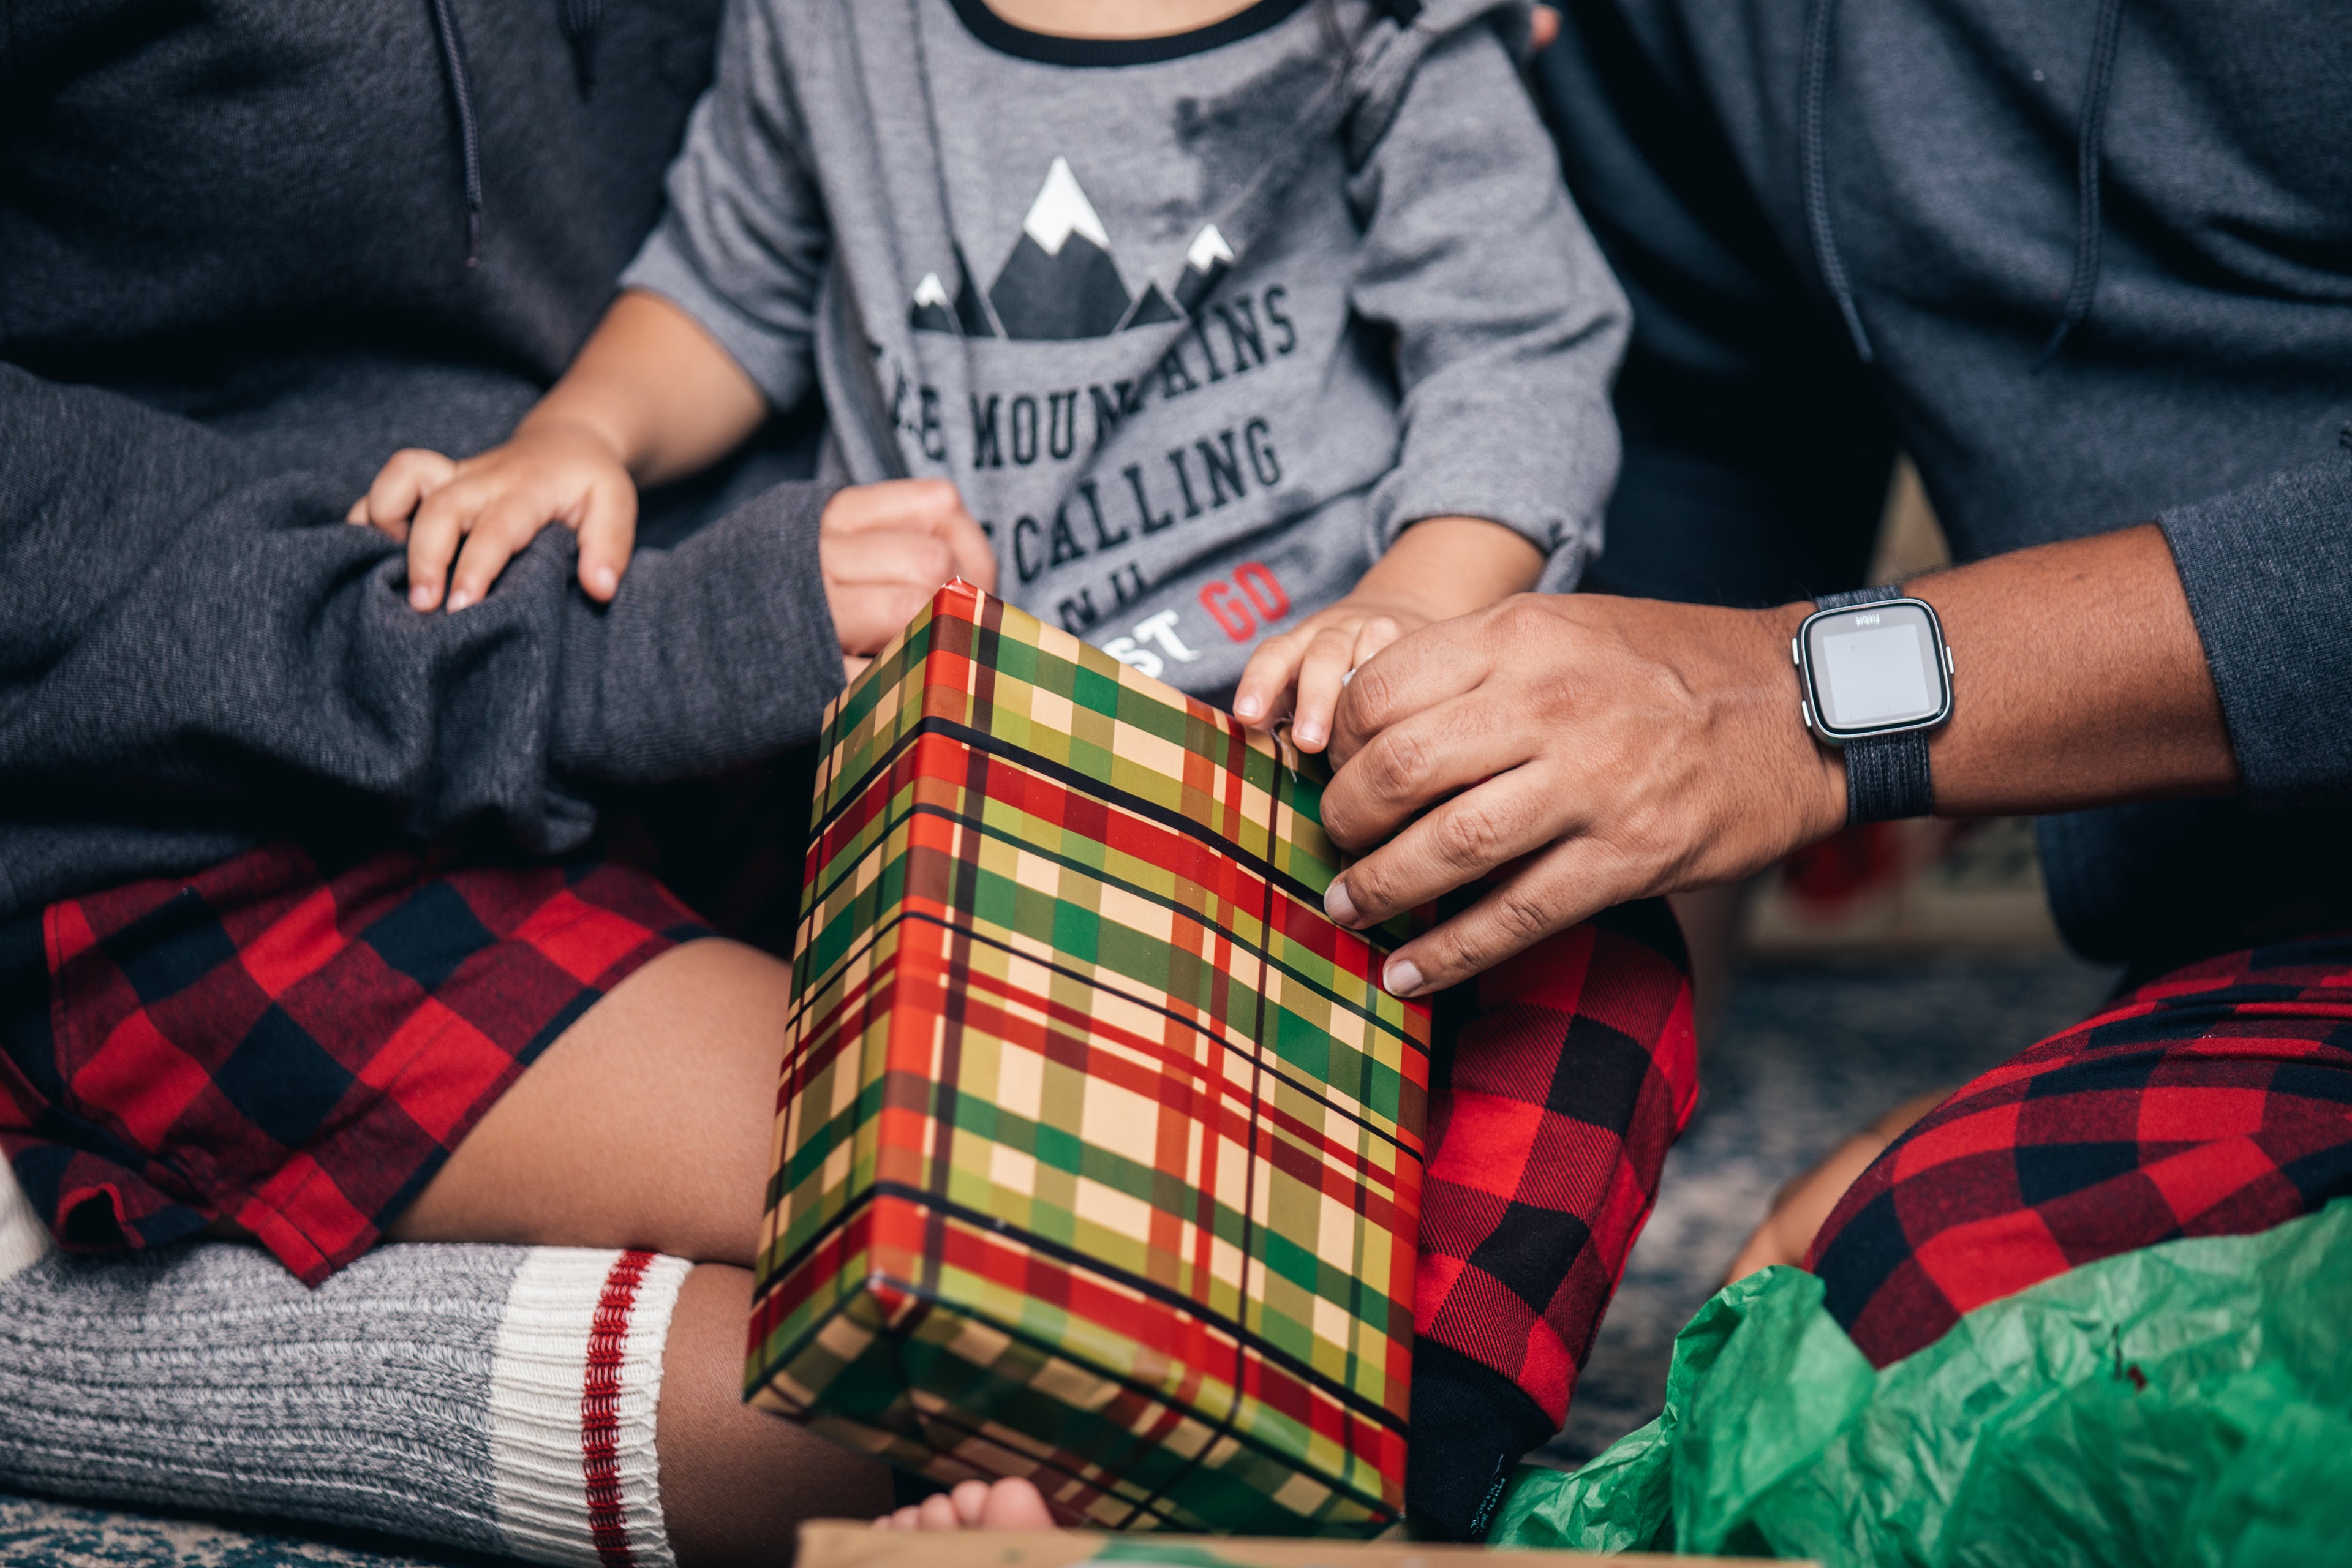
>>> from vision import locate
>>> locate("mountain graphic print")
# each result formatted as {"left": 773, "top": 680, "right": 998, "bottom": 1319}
{"left": 907, "top": 160, "right": 1234, "bottom": 342}
{"left": 989, "top": 157, "right": 1130, "bottom": 339}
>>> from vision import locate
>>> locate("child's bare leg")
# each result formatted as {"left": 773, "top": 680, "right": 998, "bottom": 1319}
{"left": 1722, "top": 1089, "right": 1950, "bottom": 1283}
{"left": 660, "top": 1270, "right": 1051, "bottom": 1544}
{"left": 385, "top": 937, "right": 789, "bottom": 1262}
{"left": 658, "top": 1264, "right": 895, "bottom": 1560}
{"left": 390, "top": 938, "right": 904, "bottom": 1555}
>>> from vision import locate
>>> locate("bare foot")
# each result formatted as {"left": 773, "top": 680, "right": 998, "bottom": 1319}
{"left": 1723, "top": 1089, "right": 1950, "bottom": 1284}
{"left": 873, "top": 1478, "right": 1056, "bottom": 1532}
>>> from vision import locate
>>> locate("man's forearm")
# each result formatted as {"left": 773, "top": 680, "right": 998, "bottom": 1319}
{"left": 1314, "top": 520, "right": 2244, "bottom": 995}
{"left": 1893, "top": 522, "right": 2237, "bottom": 816}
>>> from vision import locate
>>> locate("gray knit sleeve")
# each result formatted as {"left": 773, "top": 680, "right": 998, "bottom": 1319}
{"left": 618, "top": 0, "right": 829, "bottom": 411}
{"left": 552, "top": 478, "right": 845, "bottom": 784}
{"left": 2159, "top": 437, "right": 2352, "bottom": 810}
{"left": 1346, "top": 20, "right": 1630, "bottom": 592}
{"left": 0, "top": 363, "right": 842, "bottom": 915}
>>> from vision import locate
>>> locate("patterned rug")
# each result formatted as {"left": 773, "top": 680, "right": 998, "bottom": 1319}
{"left": 0, "top": 954, "right": 2113, "bottom": 1564}
{"left": 0, "top": 1493, "right": 486, "bottom": 1568}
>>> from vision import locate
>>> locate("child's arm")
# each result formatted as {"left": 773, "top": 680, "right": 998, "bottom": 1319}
{"left": 1233, "top": 518, "right": 1540, "bottom": 748}
{"left": 1343, "top": 18, "right": 1629, "bottom": 590}
{"left": 356, "top": 0, "right": 835, "bottom": 611}
{"left": 350, "top": 290, "right": 766, "bottom": 611}
{"left": 1233, "top": 14, "right": 1630, "bottom": 744}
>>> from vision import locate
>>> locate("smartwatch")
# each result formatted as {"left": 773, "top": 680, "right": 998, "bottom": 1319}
{"left": 1793, "top": 585, "right": 1954, "bottom": 824}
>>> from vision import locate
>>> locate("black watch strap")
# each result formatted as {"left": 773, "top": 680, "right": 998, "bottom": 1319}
{"left": 1814, "top": 585, "right": 1937, "bottom": 824}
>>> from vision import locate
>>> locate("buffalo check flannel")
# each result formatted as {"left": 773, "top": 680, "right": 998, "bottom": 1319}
{"left": 0, "top": 844, "right": 703, "bottom": 1284}
{"left": 748, "top": 582, "right": 1431, "bottom": 1536}
{"left": 1809, "top": 928, "right": 2352, "bottom": 1367}
{"left": 1405, "top": 897, "right": 1696, "bottom": 1537}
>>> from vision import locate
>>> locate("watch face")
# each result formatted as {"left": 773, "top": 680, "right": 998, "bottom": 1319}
{"left": 1801, "top": 600, "right": 1951, "bottom": 738}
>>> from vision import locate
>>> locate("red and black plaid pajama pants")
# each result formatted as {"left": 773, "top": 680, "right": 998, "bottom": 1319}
{"left": 1408, "top": 898, "right": 1700, "bottom": 1537}
{"left": 0, "top": 840, "right": 708, "bottom": 1284}
{"left": 1807, "top": 929, "right": 2352, "bottom": 1368}
{"left": 2, "top": 826, "right": 1700, "bottom": 1534}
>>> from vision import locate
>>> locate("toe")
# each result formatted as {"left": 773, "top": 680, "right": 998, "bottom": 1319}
{"left": 980, "top": 1477, "right": 1055, "bottom": 1529}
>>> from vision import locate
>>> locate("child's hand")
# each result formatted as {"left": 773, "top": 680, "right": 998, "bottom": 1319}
{"left": 1232, "top": 589, "right": 1444, "bottom": 752}
{"left": 821, "top": 479, "right": 998, "bottom": 679}
{"left": 1232, "top": 517, "right": 1548, "bottom": 752}
{"left": 348, "top": 419, "right": 638, "bottom": 611}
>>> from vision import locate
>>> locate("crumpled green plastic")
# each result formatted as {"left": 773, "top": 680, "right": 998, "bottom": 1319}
{"left": 1488, "top": 1199, "right": 2352, "bottom": 1564}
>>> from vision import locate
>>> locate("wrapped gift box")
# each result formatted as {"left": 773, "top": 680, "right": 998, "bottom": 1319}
{"left": 748, "top": 582, "right": 1430, "bottom": 1535}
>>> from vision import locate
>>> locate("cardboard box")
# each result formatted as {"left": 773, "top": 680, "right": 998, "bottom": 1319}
{"left": 750, "top": 584, "right": 1431, "bottom": 1534}
{"left": 795, "top": 1522, "right": 1785, "bottom": 1568}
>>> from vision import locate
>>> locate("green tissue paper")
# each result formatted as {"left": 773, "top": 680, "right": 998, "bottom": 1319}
{"left": 1490, "top": 1199, "right": 2352, "bottom": 1565}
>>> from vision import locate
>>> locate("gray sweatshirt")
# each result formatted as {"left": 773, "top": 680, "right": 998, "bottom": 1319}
{"left": 624, "top": 0, "right": 1627, "bottom": 693}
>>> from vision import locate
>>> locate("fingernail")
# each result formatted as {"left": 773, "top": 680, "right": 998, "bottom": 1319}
{"left": 445, "top": 589, "right": 472, "bottom": 612}
{"left": 1384, "top": 957, "right": 1425, "bottom": 998}
{"left": 589, "top": 567, "right": 617, "bottom": 597}
{"left": 1235, "top": 695, "right": 1262, "bottom": 720}
{"left": 1297, "top": 721, "right": 1325, "bottom": 748}
{"left": 409, "top": 586, "right": 433, "bottom": 611}
{"left": 1325, "top": 880, "right": 1360, "bottom": 928}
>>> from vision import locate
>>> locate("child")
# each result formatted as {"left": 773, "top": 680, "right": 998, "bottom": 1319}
{"left": 352, "top": 0, "right": 1627, "bottom": 750}
{"left": 340, "top": 0, "right": 1670, "bottom": 1542}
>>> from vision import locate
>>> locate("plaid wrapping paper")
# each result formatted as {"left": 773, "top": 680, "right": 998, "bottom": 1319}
{"left": 747, "top": 582, "right": 1430, "bottom": 1534}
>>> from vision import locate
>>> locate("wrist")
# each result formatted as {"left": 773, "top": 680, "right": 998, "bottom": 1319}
{"left": 1752, "top": 600, "right": 1849, "bottom": 845}
{"left": 517, "top": 405, "right": 639, "bottom": 476}
{"left": 1377, "top": 516, "right": 1546, "bottom": 612}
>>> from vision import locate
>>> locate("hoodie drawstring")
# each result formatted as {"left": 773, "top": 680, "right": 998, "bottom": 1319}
{"left": 2043, "top": 0, "right": 2124, "bottom": 360}
{"left": 425, "top": 2, "right": 603, "bottom": 266}
{"left": 559, "top": 0, "right": 605, "bottom": 96}
{"left": 426, "top": 0, "right": 484, "bottom": 267}
{"left": 1800, "top": 0, "right": 1873, "bottom": 363}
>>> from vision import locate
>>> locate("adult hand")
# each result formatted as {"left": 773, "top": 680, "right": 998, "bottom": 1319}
{"left": 1317, "top": 594, "right": 1844, "bottom": 997}
{"left": 821, "top": 479, "right": 997, "bottom": 678}
{"left": 1316, "top": 522, "right": 2235, "bottom": 1000}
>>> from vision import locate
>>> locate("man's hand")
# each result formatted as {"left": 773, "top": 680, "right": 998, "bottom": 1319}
{"left": 821, "top": 479, "right": 998, "bottom": 679}
{"left": 1319, "top": 593, "right": 1844, "bottom": 997}
{"left": 1318, "top": 525, "right": 2237, "bottom": 998}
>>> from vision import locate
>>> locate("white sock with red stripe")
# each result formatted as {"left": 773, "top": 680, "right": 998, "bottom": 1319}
{"left": 489, "top": 1248, "right": 687, "bottom": 1567}
{"left": 0, "top": 1154, "right": 49, "bottom": 1284}
{"left": 0, "top": 1161, "right": 688, "bottom": 1567}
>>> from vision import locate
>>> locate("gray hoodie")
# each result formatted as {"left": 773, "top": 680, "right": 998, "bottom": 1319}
{"left": 623, "top": 0, "right": 1628, "bottom": 693}
{"left": 1542, "top": 0, "right": 2352, "bottom": 968}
